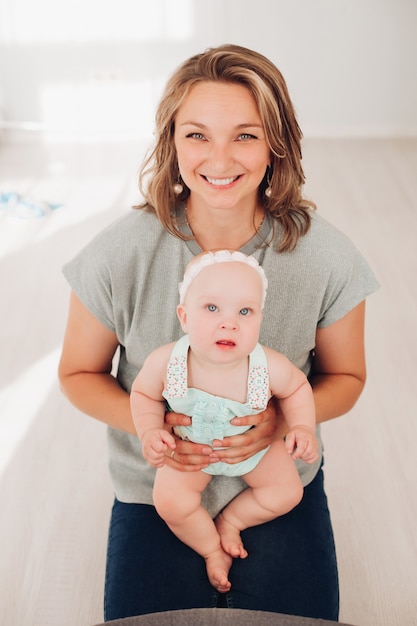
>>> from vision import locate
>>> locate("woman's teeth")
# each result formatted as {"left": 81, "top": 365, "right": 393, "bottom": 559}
{"left": 205, "top": 176, "right": 238, "bottom": 186}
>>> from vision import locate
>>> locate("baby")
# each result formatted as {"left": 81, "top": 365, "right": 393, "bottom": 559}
{"left": 130, "top": 250, "right": 318, "bottom": 593}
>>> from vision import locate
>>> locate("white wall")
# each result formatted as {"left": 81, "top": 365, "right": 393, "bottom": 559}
{"left": 0, "top": 0, "right": 416, "bottom": 140}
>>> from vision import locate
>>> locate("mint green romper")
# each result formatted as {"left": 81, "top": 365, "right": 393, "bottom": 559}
{"left": 162, "top": 335, "right": 270, "bottom": 477}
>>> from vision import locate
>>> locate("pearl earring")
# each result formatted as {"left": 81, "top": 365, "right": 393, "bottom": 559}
{"left": 265, "top": 167, "right": 273, "bottom": 198}
{"left": 173, "top": 182, "right": 184, "bottom": 195}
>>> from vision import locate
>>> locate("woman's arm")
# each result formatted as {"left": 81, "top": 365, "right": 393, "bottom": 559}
{"left": 58, "top": 291, "right": 136, "bottom": 434}
{"left": 310, "top": 301, "right": 367, "bottom": 424}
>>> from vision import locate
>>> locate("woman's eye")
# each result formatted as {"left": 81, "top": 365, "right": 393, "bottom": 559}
{"left": 207, "top": 304, "right": 218, "bottom": 312}
{"left": 237, "top": 133, "right": 257, "bottom": 141}
{"left": 239, "top": 308, "right": 250, "bottom": 316}
{"left": 187, "top": 132, "right": 205, "bottom": 140}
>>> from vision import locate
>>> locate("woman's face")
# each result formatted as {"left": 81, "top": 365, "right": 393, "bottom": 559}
{"left": 174, "top": 81, "right": 271, "bottom": 214}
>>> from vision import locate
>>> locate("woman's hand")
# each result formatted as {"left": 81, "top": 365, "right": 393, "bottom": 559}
{"left": 164, "top": 397, "right": 285, "bottom": 470}
{"left": 211, "top": 397, "right": 284, "bottom": 465}
{"left": 164, "top": 411, "right": 213, "bottom": 472}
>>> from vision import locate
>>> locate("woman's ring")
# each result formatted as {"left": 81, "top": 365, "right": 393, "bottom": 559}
{"left": 170, "top": 450, "right": 175, "bottom": 459}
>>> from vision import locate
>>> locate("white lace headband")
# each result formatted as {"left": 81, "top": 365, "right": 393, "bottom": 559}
{"left": 179, "top": 250, "right": 268, "bottom": 308}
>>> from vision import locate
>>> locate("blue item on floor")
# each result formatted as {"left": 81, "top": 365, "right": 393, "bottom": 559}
{"left": 0, "top": 191, "right": 63, "bottom": 218}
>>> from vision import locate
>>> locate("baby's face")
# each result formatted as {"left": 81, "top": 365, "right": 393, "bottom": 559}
{"left": 177, "top": 262, "right": 264, "bottom": 365}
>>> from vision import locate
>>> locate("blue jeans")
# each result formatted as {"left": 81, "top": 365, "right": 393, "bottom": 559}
{"left": 104, "top": 465, "right": 339, "bottom": 621}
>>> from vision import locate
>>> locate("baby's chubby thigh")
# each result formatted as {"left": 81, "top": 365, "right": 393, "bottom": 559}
{"left": 243, "top": 438, "right": 304, "bottom": 514}
{"left": 153, "top": 464, "right": 212, "bottom": 524}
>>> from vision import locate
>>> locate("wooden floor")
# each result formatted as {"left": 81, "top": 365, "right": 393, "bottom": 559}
{"left": 0, "top": 138, "right": 416, "bottom": 626}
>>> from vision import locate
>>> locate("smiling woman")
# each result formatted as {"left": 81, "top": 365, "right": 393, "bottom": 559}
{"left": 58, "top": 44, "right": 379, "bottom": 621}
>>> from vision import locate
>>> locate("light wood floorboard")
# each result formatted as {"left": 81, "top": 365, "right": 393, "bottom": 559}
{"left": 0, "top": 138, "right": 416, "bottom": 625}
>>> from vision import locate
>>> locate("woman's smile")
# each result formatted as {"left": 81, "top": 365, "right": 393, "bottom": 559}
{"left": 203, "top": 175, "right": 241, "bottom": 188}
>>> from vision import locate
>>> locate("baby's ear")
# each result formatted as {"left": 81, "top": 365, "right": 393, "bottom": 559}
{"left": 176, "top": 304, "right": 188, "bottom": 332}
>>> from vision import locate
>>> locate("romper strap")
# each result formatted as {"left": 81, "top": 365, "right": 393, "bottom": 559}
{"left": 247, "top": 344, "right": 270, "bottom": 410}
{"left": 165, "top": 335, "right": 190, "bottom": 399}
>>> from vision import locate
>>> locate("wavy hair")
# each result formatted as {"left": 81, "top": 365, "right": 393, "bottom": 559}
{"left": 137, "top": 44, "right": 315, "bottom": 252}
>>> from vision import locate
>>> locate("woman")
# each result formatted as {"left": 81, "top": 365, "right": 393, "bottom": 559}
{"left": 58, "top": 44, "right": 379, "bottom": 621}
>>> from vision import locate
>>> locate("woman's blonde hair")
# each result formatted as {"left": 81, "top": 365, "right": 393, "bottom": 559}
{"left": 137, "top": 44, "right": 315, "bottom": 252}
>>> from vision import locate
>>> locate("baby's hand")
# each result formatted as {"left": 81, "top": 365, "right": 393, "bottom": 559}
{"left": 141, "top": 428, "right": 176, "bottom": 468}
{"left": 285, "top": 426, "right": 318, "bottom": 464}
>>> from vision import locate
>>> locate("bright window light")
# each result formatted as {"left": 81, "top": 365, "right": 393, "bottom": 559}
{"left": 40, "top": 79, "right": 157, "bottom": 140}
{"left": 0, "top": 0, "right": 193, "bottom": 43}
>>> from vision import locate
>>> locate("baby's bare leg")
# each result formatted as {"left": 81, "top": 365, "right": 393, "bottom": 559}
{"left": 215, "top": 513, "right": 248, "bottom": 559}
{"left": 154, "top": 466, "right": 232, "bottom": 593}
{"left": 216, "top": 439, "right": 303, "bottom": 558}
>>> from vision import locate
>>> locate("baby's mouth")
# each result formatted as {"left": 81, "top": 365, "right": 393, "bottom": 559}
{"left": 216, "top": 340, "right": 236, "bottom": 347}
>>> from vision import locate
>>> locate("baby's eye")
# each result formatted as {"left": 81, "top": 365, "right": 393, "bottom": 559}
{"left": 239, "top": 308, "right": 250, "bottom": 316}
{"left": 207, "top": 304, "right": 218, "bottom": 312}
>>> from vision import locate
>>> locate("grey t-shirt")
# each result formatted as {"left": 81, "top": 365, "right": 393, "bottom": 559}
{"left": 63, "top": 208, "right": 379, "bottom": 517}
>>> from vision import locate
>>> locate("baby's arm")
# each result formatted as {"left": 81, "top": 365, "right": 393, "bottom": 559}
{"left": 130, "top": 344, "right": 176, "bottom": 467}
{"left": 264, "top": 346, "right": 318, "bottom": 464}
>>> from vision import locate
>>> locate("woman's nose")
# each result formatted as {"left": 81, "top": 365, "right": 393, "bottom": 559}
{"left": 209, "top": 142, "right": 233, "bottom": 171}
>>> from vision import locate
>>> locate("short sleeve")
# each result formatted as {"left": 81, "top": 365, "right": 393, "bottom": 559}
{"left": 316, "top": 228, "right": 380, "bottom": 328}
{"left": 61, "top": 215, "right": 135, "bottom": 334}
{"left": 63, "top": 250, "right": 115, "bottom": 332}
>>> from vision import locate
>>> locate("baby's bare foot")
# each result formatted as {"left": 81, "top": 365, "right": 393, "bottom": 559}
{"left": 205, "top": 549, "right": 232, "bottom": 593}
{"left": 215, "top": 514, "right": 248, "bottom": 559}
